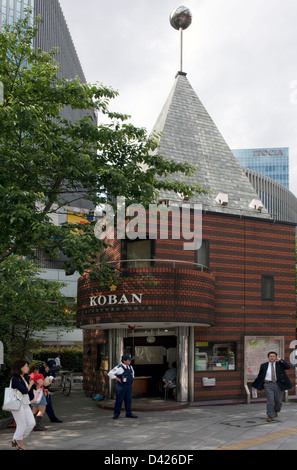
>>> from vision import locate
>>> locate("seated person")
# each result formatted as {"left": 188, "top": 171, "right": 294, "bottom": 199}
{"left": 162, "top": 362, "right": 177, "bottom": 390}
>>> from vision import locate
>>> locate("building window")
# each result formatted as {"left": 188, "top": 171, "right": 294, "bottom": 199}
{"left": 122, "top": 239, "right": 155, "bottom": 268}
{"left": 96, "top": 343, "right": 109, "bottom": 371}
{"left": 195, "top": 240, "right": 210, "bottom": 268}
{"left": 194, "top": 341, "right": 236, "bottom": 371}
{"left": 261, "top": 275, "right": 274, "bottom": 300}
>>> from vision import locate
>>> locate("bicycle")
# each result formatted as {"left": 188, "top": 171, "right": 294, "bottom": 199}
{"left": 50, "top": 369, "right": 74, "bottom": 396}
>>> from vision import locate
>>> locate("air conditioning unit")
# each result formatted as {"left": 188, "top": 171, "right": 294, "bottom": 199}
{"left": 215, "top": 192, "right": 228, "bottom": 206}
{"left": 249, "top": 199, "right": 264, "bottom": 211}
{"left": 158, "top": 199, "right": 171, "bottom": 207}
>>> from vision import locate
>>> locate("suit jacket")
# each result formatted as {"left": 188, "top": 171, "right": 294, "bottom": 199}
{"left": 251, "top": 359, "right": 292, "bottom": 391}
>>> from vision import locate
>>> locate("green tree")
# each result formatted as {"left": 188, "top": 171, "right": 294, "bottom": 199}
{"left": 0, "top": 14, "right": 205, "bottom": 276}
{"left": 0, "top": 256, "right": 68, "bottom": 363}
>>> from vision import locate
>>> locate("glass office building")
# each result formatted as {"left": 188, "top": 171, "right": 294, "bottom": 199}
{"left": 0, "top": 0, "right": 86, "bottom": 90}
{"left": 0, "top": 0, "right": 33, "bottom": 26}
{"left": 232, "top": 147, "right": 289, "bottom": 189}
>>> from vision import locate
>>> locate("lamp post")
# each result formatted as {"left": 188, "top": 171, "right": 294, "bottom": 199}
{"left": 169, "top": 6, "right": 192, "bottom": 73}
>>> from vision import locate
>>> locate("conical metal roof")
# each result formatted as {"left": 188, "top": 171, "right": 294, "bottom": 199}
{"left": 152, "top": 72, "right": 270, "bottom": 218}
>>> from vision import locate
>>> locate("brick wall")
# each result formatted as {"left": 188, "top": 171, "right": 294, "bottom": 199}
{"left": 82, "top": 329, "right": 109, "bottom": 396}
{"left": 77, "top": 210, "right": 296, "bottom": 402}
{"left": 191, "top": 213, "right": 296, "bottom": 401}
{"left": 78, "top": 268, "right": 216, "bottom": 327}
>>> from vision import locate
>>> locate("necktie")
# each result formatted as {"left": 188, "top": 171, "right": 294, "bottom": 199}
{"left": 271, "top": 363, "right": 276, "bottom": 383}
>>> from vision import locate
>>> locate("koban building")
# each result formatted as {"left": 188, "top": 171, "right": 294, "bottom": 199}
{"left": 77, "top": 72, "right": 296, "bottom": 404}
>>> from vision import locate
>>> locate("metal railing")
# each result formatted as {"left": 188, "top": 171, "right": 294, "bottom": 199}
{"left": 104, "top": 258, "right": 210, "bottom": 272}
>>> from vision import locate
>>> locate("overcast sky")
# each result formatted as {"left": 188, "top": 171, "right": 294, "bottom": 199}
{"left": 59, "top": 0, "right": 297, "bottom": 197}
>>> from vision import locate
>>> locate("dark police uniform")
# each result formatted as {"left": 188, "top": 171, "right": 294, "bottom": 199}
{"left": 108, "top": 355, "right": 137, "bottom": 419}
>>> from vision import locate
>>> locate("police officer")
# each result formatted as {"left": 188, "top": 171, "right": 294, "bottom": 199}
{"left": 108, "top": 354, "right": 138, "bottom": 420}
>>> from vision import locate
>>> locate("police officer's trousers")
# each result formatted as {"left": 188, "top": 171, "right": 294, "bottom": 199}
{"left": 114, "top": 382, "right": 132, "bottom": 417}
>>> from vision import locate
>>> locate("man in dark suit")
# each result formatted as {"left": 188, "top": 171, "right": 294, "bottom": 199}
{"left": 251, "top": 351, "right": 292, "bottom": 422}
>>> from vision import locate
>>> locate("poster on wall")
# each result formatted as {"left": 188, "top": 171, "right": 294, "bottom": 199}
{"left": 134, "top": 346, "right": 164, "bottom": 365}
{"left": 244, "top": 336, "right": 284, "bottom": 383}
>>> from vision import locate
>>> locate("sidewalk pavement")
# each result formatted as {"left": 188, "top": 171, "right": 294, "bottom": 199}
{"left": 1, "top": 390, "right": 297, "bottom": 452}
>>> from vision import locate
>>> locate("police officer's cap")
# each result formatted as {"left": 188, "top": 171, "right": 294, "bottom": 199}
{"left": 122, "top": 354, "right": 133, "bottom": 361}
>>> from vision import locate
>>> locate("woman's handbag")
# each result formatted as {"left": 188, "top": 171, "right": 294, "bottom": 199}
{"left": 32, "top": 388, "right": 43, "bottom": 404}
{"left": 2, "top": 380, "right": 23, "bottom": 411}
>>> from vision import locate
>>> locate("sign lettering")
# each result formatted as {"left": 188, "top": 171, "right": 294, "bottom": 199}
{"left": 253, "top": 149, "right": 284, "bottom": 157}
{"left": 90, "top": 293, "right": 143, "bottom": 307}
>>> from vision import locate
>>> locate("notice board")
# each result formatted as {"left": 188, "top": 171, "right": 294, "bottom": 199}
{"left": 134, "top": 346, "right": 164, "bottom": 365}
{"left": 244, "top": 336, "right": 284, "bottom": 383}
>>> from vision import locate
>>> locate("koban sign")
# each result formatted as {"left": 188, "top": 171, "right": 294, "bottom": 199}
{"left": 90, "top": 293, "right": 143, "bottom": 307}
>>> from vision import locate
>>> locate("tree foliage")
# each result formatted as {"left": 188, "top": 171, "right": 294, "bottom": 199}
{"left": 0, "top": 256, "right": 69, "bottom": 361}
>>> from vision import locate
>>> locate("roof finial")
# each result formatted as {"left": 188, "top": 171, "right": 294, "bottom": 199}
{"left": 170, "top": 6, "right": 192, "bottom": 75}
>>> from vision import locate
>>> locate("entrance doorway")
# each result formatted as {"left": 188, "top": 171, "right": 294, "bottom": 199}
{"left": 124, "top": 332, "right": 177, "bottom": 397}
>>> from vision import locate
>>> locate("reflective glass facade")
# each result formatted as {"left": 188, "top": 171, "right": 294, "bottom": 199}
{"left": 1, "top": 0, "right": 90, "bottom": 124}
{"left": 232, "top": 147, "right": 289, "bottom": 189}
{"left": 0, "top": 0, "right": 34, "bottom": 27}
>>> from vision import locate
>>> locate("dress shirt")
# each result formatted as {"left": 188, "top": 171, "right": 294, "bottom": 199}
{"left": 265, "top": 362, "right": 276, "bottom": 381}
{"left": 108, "top": 363, "right": 135, "bottom": 380}
{"left": 162, "top": 368, "right": 177, "bottom": 385}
